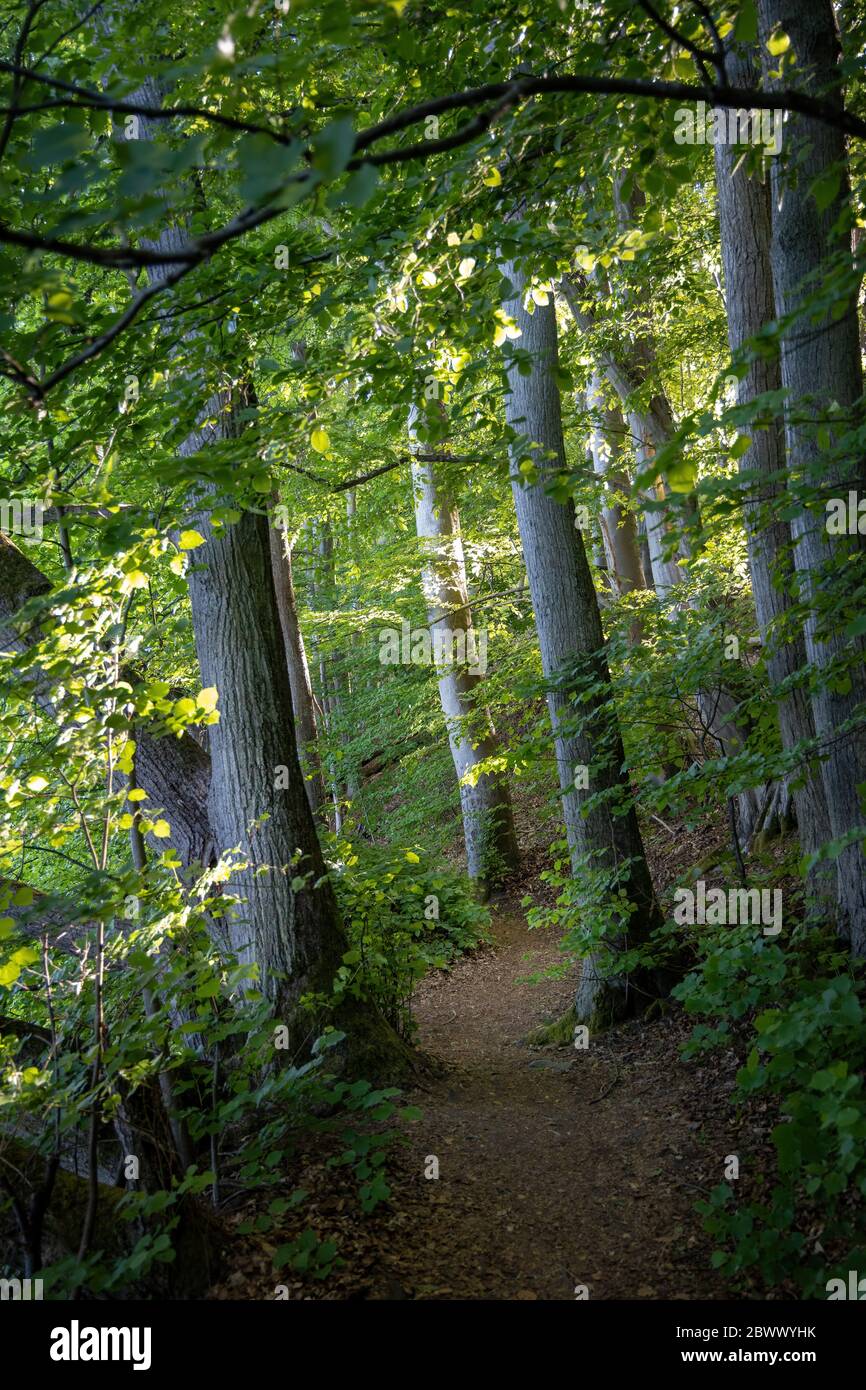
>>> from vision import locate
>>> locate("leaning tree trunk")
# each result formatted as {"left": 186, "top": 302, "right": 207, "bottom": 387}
{"left": 501, "top": 260, "right": 669, "bottom": 1028}
{"left": 408, "top": 406, "right": 519, "bottom": 893}
{"left": 586, "top": 371, "right": 646, "bottom": 600}
{"left": 562, "top": 262, "right": 763, "bottom": 841}
{"left": 713, "top": 37, "right": 831, "bottom": 870}
{"left": 269, "top": 517, "right": 327, "bottom": 817}
{"left": 759, "top": 0, "right": 866, "bottom": 952}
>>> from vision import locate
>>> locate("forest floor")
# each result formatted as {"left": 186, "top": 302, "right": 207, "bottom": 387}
{"left": 210, "top": 828, "right": 787, "bottom": 1300}
{"left": 305, "top": 899, "right": 738, "bottom": 1300}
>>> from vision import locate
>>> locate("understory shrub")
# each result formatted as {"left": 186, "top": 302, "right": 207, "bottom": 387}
{"left": 326, "top": 834, "right": 490, "bottom": 1036}
{"left": 675, "top": 921, "right": 866, "bottom": 1296}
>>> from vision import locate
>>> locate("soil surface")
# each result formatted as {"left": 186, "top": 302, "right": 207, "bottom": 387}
{"left": 212, "top": 892, "right": 756, "bottom": 1301}
{"left": 362, "top": 900, "right": 734, "bottom": 1300}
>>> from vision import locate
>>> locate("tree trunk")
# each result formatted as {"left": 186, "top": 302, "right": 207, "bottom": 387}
{"left": 587, "top": 376, "right": 642, "bottom": 593}
{"left": 269, "top": 518, "right": 327, "bottom": 817}
{"left": 713, "top": 37, "right": 831, "bottom": 871}
{"left": 409, "top": 408, "right": 520, "bottom": 892}
{"left": 130, "top": 92, "right": 411, "bottom": 1053}
{"left": 564, "top": 219, "right": 763, "bottom": 839}
{"left": 501, "top": 261, "right": 668, "bottom": 1027}
{"left": 586, "top": 371, "right": 647, "bottom": 642}
{"left": 176, "top": 396, "right": 338, "bottom": 1002}
{"left": 559, "top": 275, "right": 684, "bottom": 594}
{"left": 312, "top": 519, "right": 345, "bottom": 832}
{"left": 759, "top": 0, "right": 866, "bottom": 951}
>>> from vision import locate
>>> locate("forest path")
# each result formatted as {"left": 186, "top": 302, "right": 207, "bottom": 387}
{"left": 368, "top": 900, "right": 732, "bottom": 1300}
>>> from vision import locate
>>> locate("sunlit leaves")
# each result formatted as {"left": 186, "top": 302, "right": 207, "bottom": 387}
{"left": 493, "top": 309, "right": 521, "bottom": 347}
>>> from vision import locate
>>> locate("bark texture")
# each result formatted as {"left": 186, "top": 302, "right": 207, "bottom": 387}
{"left": 713, "top": 39, "right": 831, "bottom": 869}
{"left": 759, "top": 0, "right": 866, "bottom": 950}
{"left": 586, "top": 371, "right": 647, "bottom": 618}
{"left": 409, "top": 411, "right": 519, "bottom": 890}
{"left": 501, "top": 261, "right": 668, "bottom": 1026}
{"left": 177, "top": 394, "right": 344, "bottom": 1011}
{"left": 269, "top": 518, "right": 327, "bottom": 817}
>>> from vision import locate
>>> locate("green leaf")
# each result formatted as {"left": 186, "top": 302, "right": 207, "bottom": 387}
{"left": 331, "top": 162, "right": 379, "bottom": 208}
{"left": 311, "top": 119, "right": 355, "bottom": 179}
{"left": 733, "top": 1, "right": 758, "bottom": 45}
{"left": 810, "top": 169, "right": 840, "bottom": 214}
{"left": 28, "top": 123, "right": 89, "bottom": 167}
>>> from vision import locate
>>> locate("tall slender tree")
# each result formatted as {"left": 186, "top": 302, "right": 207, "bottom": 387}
{"left": 501, "top": 259, "right": 669, "bottom": 1026}
{"left": 713, "top": 37, "right": 831, "bottom": 867}
{"left": 409, "top": 404, "right": 519, "bottom": 892}
{"left": 759, "top": 0, "right": 866, "bottom": 951}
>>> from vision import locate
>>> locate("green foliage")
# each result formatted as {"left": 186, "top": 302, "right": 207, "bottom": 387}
{"left": 327, "top": 834, "right": 490, "bottom": 1036}
{"left": 0, "top": 867, "right": 415, "bottom": 1297}
{"left": 675, "top": 925, "right": 866, "bottom": 1297}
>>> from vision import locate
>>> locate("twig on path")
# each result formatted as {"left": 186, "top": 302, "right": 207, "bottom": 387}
{"left": 648, "top": 812, "right": 677, "bottom": 837}
{"left": 590, "top": 1065, "right": 622, "bottom": 1104}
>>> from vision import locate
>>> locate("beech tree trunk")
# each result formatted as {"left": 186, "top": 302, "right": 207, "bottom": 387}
{"left": 176, "top": 394, "right": 343, "bottom": 1014}
{"left": 269, "top": 518, "right": 327, "bottom": 817}
{"left": 559, "top": 275, "right": 683, "bottom": 595}
{"left": 713, "top": 38, "right": 831, "bottom": 869}
{"left": 501, "top": 261, "right": 667, "bottom": 1027}
{"left": 564, "top": 214, "right": 763, "bottom": 840}
{"left": 586, "top": 371, "right": 647, "bottom": 608}
{"left": 312, "top": 519, "right": 345, "bottom": 832}
{"left": 409, "top": 408, "right": 519, "bottom": 891}
{"left": 131, "top": 88, "right": 395, "bottom": 1040}
{"left": 759, "top": 0, "right": 866, "bottom": 951}
{"left": 17, "top": 83, "right": 411, "bottom": 1071}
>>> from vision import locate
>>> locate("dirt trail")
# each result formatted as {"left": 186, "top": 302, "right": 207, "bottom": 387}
{"left": 211, "top": 898, "right": 743, "bottom": 1301}
{"left": 366, "top": 901, "right": 734, "bottom": 1300}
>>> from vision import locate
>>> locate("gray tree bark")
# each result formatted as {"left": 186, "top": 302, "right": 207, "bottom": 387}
{"left": 269, "top": 518, "right": 327, "bottom": 817}
{"left": 41, "top": 80, "right": 410, "bottom": 1069}
{"left": 409, "top": 407, "right": 520, "bottom": 891}
{"left": 0, "top": 534, "right": 407, "bottom": 1072}
{"left": 586, "top": 372, "right": 647, "bottom": 603}
{"left": 564, "top": 211, "right": 764, "bottom": 841}
{"left": 713, "top": 38, "right": 831, "bottom": 868}
{"left": 559, "top": 275, "right": 684, "bottom": 595}
{"left": 501, "top": 261, "right": 668, "bottom": 1026}
{"left": 176, "top": 392, "right": 346, "bottom": 1022}
{"left": 759, "top": 0, "right": 866, "bottom": 951}
{"left": 312, "top": 518, "right": 345, "bottom": 832}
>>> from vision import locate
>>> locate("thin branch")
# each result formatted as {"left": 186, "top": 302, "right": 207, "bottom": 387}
{"left": 36, "top": 262, "right": 192, "bottom": 399}
{"left": 1, "top": 72, "right": 864, "bottom": 274}
{"left": 0, "top": 1, "right": 50, "bottom": 164}
{"left": 282, "top": 451, "right": 487, "bottom": 493}
{"left": 0, "top": 57, "right": 300, "bottom": 144}
{"left": 636, "top": 0, "right": 715, "bottom": 83}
